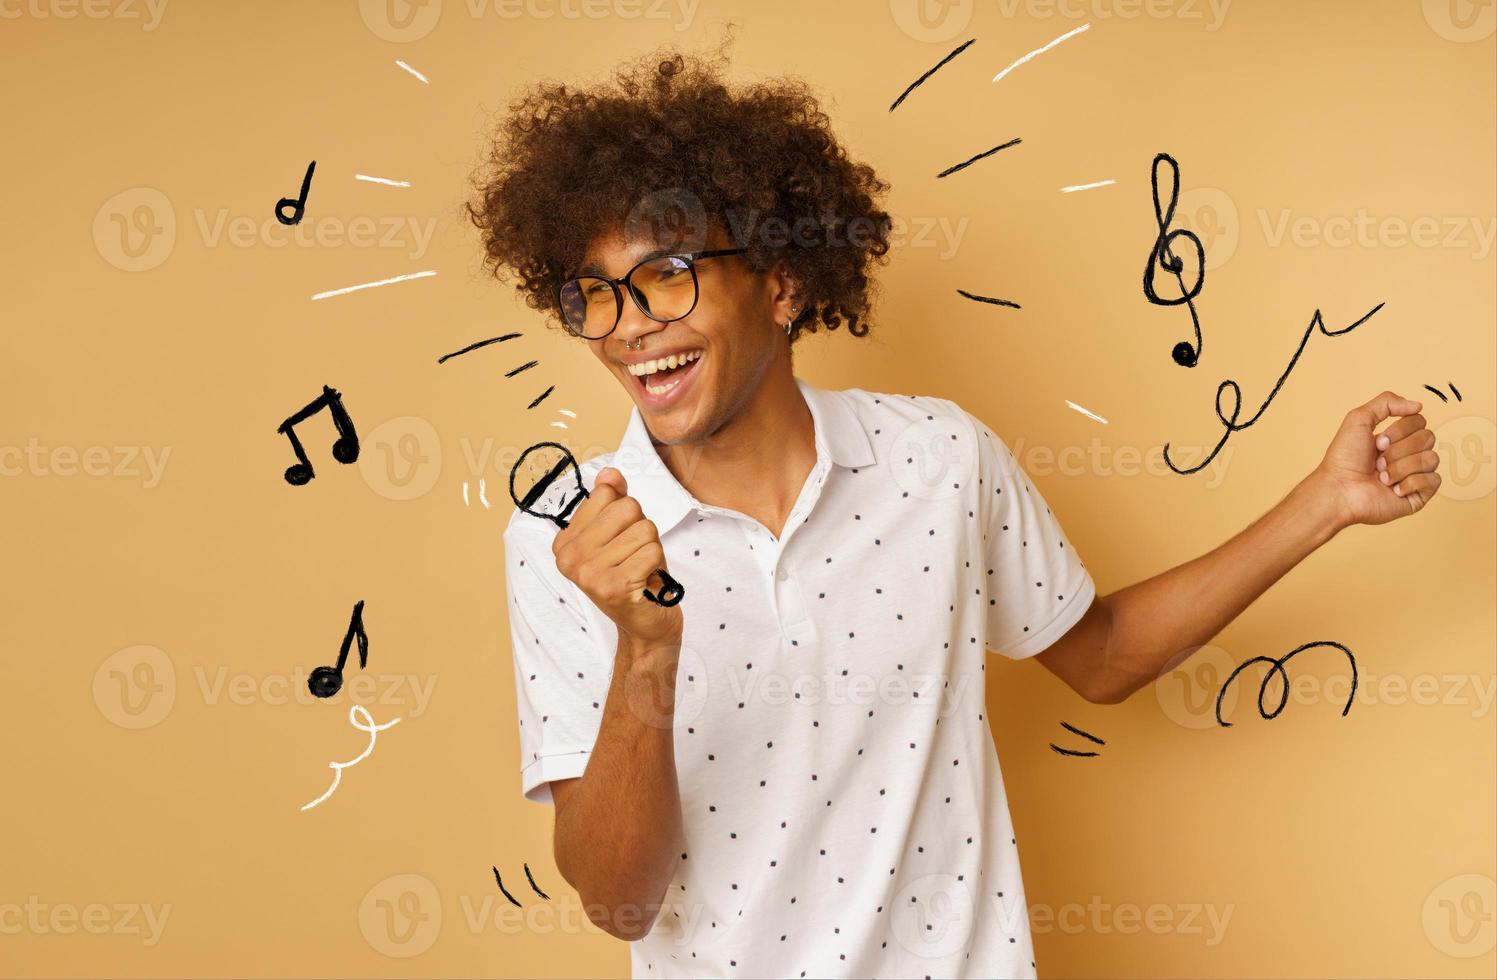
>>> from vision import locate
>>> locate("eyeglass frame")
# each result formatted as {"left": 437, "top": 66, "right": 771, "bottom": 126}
{"left": 555, "top": 247, "right": 749, "bottom": 339}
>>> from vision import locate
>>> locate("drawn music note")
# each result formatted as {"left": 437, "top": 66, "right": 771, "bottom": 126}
{"left": 277, "top": 385, "right": 359, "bottom": 486}
{"left": 275, "top": 160, "right": 316, "bottom": 226}
{"left": 1143, "top": 152, "right": 1207, "bottom": 367}
{"left": 308, "top": 600, "right": 369, "bottom": 699}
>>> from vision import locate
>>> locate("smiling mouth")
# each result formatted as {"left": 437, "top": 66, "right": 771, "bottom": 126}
{"left": 627, "top": 349, "right": 703, "bottom": 397}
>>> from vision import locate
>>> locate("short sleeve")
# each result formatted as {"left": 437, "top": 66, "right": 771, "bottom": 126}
{"left": 502, "top": 513, "right": 613, "bottom": 804}
{"left": 969, "top": 413, "right": 1096, "bottom": 660}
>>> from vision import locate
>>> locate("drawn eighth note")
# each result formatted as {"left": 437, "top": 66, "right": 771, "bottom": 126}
{"left": 1143, "top": 152, "right": 1207, "bottom": 368}
{"left": 308, "top": 600, "right": 370, "bottom": 699}
{"left": 277, "top": 385, "right": 359, "bottom": 486}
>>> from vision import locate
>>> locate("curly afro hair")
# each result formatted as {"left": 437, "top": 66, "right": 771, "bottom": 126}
{"left": 467, "top": 29, "right": 893, "bottom": 343}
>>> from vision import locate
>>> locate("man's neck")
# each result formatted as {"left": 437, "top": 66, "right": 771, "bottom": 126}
{"left": 656, "top": 367, "right": 816, "bottom": 539}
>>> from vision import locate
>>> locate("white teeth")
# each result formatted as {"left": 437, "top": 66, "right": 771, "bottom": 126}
{"left": 644, "top": 375, "right": 684, "bottom": 395}
{"left": 628, "top": 350, "right": 701, "bottom": 376}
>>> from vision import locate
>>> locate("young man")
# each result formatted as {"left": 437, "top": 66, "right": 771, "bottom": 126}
{"left": 473, "top": 45, "right": 1441, "bottom": 978}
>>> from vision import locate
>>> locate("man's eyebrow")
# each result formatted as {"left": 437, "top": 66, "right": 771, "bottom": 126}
{"left": 573, "top": 247, "right": 675, "bottom": 279}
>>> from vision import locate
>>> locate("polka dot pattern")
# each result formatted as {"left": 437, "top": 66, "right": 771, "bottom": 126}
{"left": 501, "top": 380, "right": 1094, "bottom": 978}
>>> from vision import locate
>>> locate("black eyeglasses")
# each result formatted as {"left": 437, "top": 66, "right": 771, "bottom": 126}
{"left": 556, "top": 248, "right": 747, "bottom": 339}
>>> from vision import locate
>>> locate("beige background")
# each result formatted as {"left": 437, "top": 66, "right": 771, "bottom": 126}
{"left": 2, "top": 0, "right": 1494, "bottom": 976}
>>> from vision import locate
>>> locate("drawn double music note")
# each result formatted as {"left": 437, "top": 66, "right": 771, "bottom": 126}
{"left": 277, "top": 385, "right": 359, "bottom": 486}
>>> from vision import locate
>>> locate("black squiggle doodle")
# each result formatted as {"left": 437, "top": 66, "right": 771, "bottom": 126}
{"left": 936, "top": 138, "right": 1022, "bottom": 179}
{"left": 889, "top": 38, "right": 975, "bottom": 112}
{"left": 1143, "top": 153, "right": 1206, "bottom": 367}
{"left": 1214, "top": 640, "right": 1358, "bottom": 728}
{"left": 1163, "top": 303, "right": 1384, "bottom": 476}
{"left": 1049, "top": 720, "right": 1106, "bottom": 757}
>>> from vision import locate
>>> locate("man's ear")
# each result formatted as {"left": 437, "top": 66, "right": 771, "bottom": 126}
{"left": 769, "top": 261, "right": 802, "bottom": 313}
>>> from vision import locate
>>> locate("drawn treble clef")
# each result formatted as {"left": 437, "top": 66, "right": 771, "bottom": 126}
{"left": 1143, "top": 152, "right": 1207, "bottom": 367}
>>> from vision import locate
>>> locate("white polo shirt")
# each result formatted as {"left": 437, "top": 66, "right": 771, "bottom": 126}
{"left": 502, "top": 377, "right": 1095, "bottom": 979}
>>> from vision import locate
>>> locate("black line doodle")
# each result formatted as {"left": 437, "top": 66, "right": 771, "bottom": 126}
{"left": 1213, "top": 640, "right": 1358, "bottom": 728}
{"left": 936, "top": 138, "right": 1022, "bottom": 179}
{"left": 308, "top": 600, "right": 370, "bottom": 698}
{"left": 277, "top": 385, "right": 359, "bottom": 485}
{"left": 509, "top": 441, "right": 684, "bottom": 607}
{"left": 957, "top": 288, "right": 1021, "bottom": 310}
{"left": 1049, "top": 720, "right": 1106, "bottom": 757}
{"left": 275, "top": 160, "right": 316, "bottom": 226}
{"left": 1143, "top": 152, "right": 1206, "bottom": 367}
{"left": 889, "top": 38, "right": 975, "bottom": 112}
{"left": 527, "top": 385, "right": 556, "bottom": 410}
{"left": 1163, "top": 303, "right": 1384, "bottom": 476}
{"left": 492, "top": 865, "right": 551, "bottom": 907}
{"left": 505, "top": 360, "right": 540, "bottom": 378}
{"left": 493, "top": 866, "right": 522, "bottom": 907}
{"left": 437, "top": 332, "right": 522, "bottom": 364}
{"left": 524, "top": 863, "right": 551, "bottom": 901}
{"left": 1423, "top": 382, "right": 1463, "bottom": 403}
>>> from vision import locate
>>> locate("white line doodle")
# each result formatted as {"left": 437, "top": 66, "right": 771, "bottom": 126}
{"left": 992, "top": 23, "right": 1090, "bottom": 84}
{"left": 1065, "top": 399, "right": 1109, "bottom": 424}
{"left": 311, "top": 270, "right": 437, "bottom": 301}
{"left": 395, "top": 60, "right": 429, "bottom": 84}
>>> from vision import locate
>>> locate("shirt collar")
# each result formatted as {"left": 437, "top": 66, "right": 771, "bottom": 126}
{"left": 607, "top": 376, "right": 877, "bottom": 538}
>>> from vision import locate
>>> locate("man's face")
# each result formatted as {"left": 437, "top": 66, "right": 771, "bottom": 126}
{"left": 578, "top": 225, "right": 787, "bottom": 448}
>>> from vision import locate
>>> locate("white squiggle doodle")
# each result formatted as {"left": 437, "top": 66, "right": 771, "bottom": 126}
{"left": 479, "top": 478, "right": 490, "bottom": 510}
{"left": 301, "top": 705, "right": 402, "bottom": 812}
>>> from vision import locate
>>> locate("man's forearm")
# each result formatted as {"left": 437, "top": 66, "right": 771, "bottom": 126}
{"left": 553, "top": 633, "right": 685, "bottom": 941}
{"left": 1094, "top": 475, "right": 1347, "bottom": 700}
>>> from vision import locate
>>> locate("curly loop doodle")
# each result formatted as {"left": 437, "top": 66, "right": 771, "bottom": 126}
{"left": 1163, "top": 304, "right": 1384, "bottom": 476}
{"left": 1214, "top": 641, "right": 1358, "bottom": 728}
